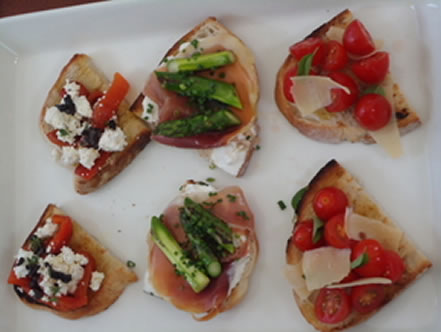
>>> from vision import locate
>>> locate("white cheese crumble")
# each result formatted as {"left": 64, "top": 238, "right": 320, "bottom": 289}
{"left": 98, "top": 127, "right": 127, "bottom": 152}
{"left": 34, "top": 217, "right": 58, "bottom": 239}
{"left": 176, "top": 182, "right": 217, "bottom": 205}
{"left": 227, "top": 254, "right": 250, "bottom": 296}
{"left": 60, "top": 146, "right": 80, "bottom": 166}
{"left": 13, "top": 249, "right": 39, "bottom": 279}
{"left": 141, "top": 96, "right": 160, "bottom": 127}
{"left": 89, "top": 271, "right": 105, "bottom": 291}
{"left": 78, "top": 147, "right": 100, "bottom": 170}
{"left": 64, "top": 80, "right": 81, "bottom": 97}
{"left": 39, "top": 246, "right": 88, "bottom": 297}
{"left": 143, "top": 269, "right": 162, "bottom": 298}
{"left": 74, "top": 95, "right": 93, "bottom": 118}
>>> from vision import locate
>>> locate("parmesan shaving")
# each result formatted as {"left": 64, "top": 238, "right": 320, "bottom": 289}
{"left": 284, "top": 263, "right": 311, "bottom": 301}
{"left": 325, "top": 26, "right": 344, "bottom": 43}
{"left": 290, "top": 76, "right": 350, "bottom": 116}
{"left": 326, "top": 277, "right": 392, "bottom": 289}
{"left": 345, "top": 208, "right": 403, "bottom": 251}
{"left": 368, "top": 76, "right": 403, "bottom": 158}
{"left": 302, "top": 247, "right": 351, "bottom": 291}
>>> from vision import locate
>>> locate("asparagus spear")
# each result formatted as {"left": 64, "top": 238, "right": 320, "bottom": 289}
{"left": 180, "top": 210, "right": 222, "bottom": 278}
{"left": 154, "top": 109, "right": 240, "bottom": 138}
{"left": 150, "top": 216, "right": 210, "bottom": 293}
{"left": 183, "top": 197, "right": 236, "bottom": 254}
{"left": 167, "top": 51, "right": 235, "bottom": 73}
{"left": 155, "top": 71, "right": 243, "bottom": 109}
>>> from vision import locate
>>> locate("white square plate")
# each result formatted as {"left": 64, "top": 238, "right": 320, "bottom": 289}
{"left": 1, "top": 0, "right": 440, "bottom": 331}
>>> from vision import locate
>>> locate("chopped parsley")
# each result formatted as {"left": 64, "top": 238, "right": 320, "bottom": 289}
{"left": 277, "top": 200, "right": 287, "bottom": 210}
{"left": 206, "top": 177, "right": 215, "bottom": 183}
{"left": 126, "top": 260, "right": 136, "bottom": 268}
{"left": 58, "top": 129, "right": 69, "bottom": 137}
{"left": 208, "top": 192, "right": 218, "bottom": 197}
{"left": 236, "top": 211, "right": 250, "bottom": 220}
{"left": 227, "top": 194, "right": 237, "bottom": 203}
{"left": 209, "top": 163, "right": 217, "bottom": 170}
{"left": 146, "top": 103, "right": 154, "bottom": 114}
{"left": 255, "top": 145, "right": 261, "bottom": 150}
{"left": 30, "top": 235, "right": 43, "bottom": 253}
{"left": 50, "top": 285, "right": 60, "bottom": 296}
{"left": 190, "top": 39, "right": 199, "bottom": 49}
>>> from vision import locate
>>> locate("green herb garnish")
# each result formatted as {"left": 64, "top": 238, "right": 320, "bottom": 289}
{"left": 190, "top": 39, "right": 199, "bottom": 49}
{"left": 297, "top": 53, "right": 314, "bottom": 76}
{"left": 127, "top": 260, "right": 136, "bottom": 268}
{"left": 58, "top": 129, "right": 69, "bottom": 137}
{"left": 291, "top": 186, "right": 308, "bottom": 214}
{"left": 208, "top": 192, "right": 218, "bottom": 197}
{"left": 278, "top": 200, "right": 287, "bottom": 210}
{"left": 206, "top": 177, "right": 215, "bottom": 183}
{"left": 351, "top": 253, "right": 369, "bottom": 269}
{"left": 227, "top": 194, "right": 237, "bottom": 203}
{"left": 362, "top": 85, "right": 386, "bottom": 97}
{"left": 236, "top": 211, "right": 250, "bottom": 220}
{"left": 30, "top": 235, "right": 43, "bottom": 253}
{"left": 312, "top": 216, "right": 324, "bottom": 244}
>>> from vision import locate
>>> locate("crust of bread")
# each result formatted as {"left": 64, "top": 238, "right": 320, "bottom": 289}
{"left": 145, "top": 190, "right": 259, "bottom": 320}
{"left": 40, "top": 54, "right": 151, "bottom": 194}
{"left": 275, "top": 9, "right": 421, "bottom": 144}
{"left": 131, "top": 17, "right": 259, "bottom": 177}
{"left": 13, "top": 204, "right": 137, "bottom": 319}
{"left": 285, "top": 160, "right": 432, "bottom": 331}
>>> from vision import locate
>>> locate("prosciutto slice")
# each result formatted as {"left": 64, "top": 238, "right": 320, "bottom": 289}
{"left": 148, "top": 186, "right": 255, "bottom": 315}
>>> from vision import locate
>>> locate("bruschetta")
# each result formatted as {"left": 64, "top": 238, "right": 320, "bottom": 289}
{"left": 144, "top": 180, "right": 258, "bottom": 320}
{"left": 275, "top": 9, "right": 420, "bottom": 158}
{"left": 40, "top": 54, "right": 151, "bottom": 194}
{"left": 131, "top": 17, "right": 259, "bottom": 177}
{"left": 285, "top": 160, "right": 431, "bottom": 331}
{"left": 7, "top": 204, "right": 137, "bottom": 319}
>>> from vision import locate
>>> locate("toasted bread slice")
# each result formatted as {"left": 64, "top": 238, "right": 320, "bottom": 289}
{"left": 40, "top": 54, "right": 151, "bottom": 194}
{"left": 144, "top": 182, "right": 259, "bottom": 320}
{"left": 11, "top": 204, "right": 137, "bottom": 319}
{"left": 285, "top": 160, "right": 431, "bottom": 331}
{"left": 131, "top": 17, "right": 259, "bottom": 177}
{"left": 275, "top": 9, "right": 421, "bottom": 144}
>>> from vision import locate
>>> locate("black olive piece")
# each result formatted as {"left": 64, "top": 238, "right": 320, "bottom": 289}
{"left": 57, "top": 95, "right": 76, "bottom": 115}
{"left": 79, "top": 127, "right": 103, "bottom": 149}
{"left": 26, "top": 264, "right": 40, "bottom": 278}
{"left": 17, "top": 257, "right": 25, "bottom": 266}
{"left": 107, "top": 120, "right": 117, "bottom": 130}
{"left": 49, "top": 267, "right": 72, "bottom": 283}
{"left": 32, "top": 288, "right": 44, "bottom": 299}
{"left": 30, "top": 277, "right": 40, "bottom": 289}
{"left": 34, "top": 246, "right": 45, "bottom": 256}
{"left": 395, "top": 111, "right": 409, "bottom": 120}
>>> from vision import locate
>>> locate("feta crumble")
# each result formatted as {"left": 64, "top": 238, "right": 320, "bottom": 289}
{"left": 98, "top": 127, "right": 127, "bottom": 152}
{"left": 34, "top": 217, "right": 58, "bottom": 239}
{"left": 89, "top": 271, "right": 105, "bottom": 291}
{"left": 78, "top": 147, "right": 100, "bottom": 170}
{"left": 60, "top": 146, "right": 80, "bottom": 166}
{"left": 141, "top": 96, "right": 160, "bottom": 127}
{"left": 74, "top": 95, "right": 93, "bottom": 118}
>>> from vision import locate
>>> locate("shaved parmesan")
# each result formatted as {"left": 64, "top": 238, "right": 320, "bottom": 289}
{"left": 325, "top": 26, "right": 344, "bottom": 43}
{"left": 284, "top": 263, "right": 311, "bottom": 301}
{"left": 290, "top": 76, "right": 350, "bottom": 116}
{"left": 345, "top": 208, "right": 403, "bottom": 251}
{"left": 302, "top": 247, "right": 351, "bottom": 291}
{"left": 326, "top": 277, "right": 392, "bottom": 289}
{"left": 369, "top": 76, "right": 403, "bottom": 158}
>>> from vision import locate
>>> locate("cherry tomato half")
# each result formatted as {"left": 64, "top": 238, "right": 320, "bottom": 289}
{"left": 289, "top": 37, "right": 327, "bottom": 66}
{"left": 343, "top": 19, "right": 376, "bottom": 56}
{"left": 315, "top": 288, "right": 351, "bottom": 324}
{"left": 313, "top": 187, "right": 349, "bottom": 221}
{"left": 340, "top": 271, "right": 358, "bottom": 284}
{"left": 383, "top": 250, "right": 405, "bottom": 282}
{"left": 352, "top": 239, "right": 386, "bottom": 277}
{"left": 351, "top": 284, "right": 385, "bottom": 314}
{"left": 323, "top": 41, "right": 348, "bottom": 72}
{"left": 354, "top": 93, "right": 392, "bottom": 131}
{"left": 325, "top": 213, "right": 350, "bottom": 249}
{"left": 292, "top": 220, "right": 324, "bottom": 252}
{"left": 351, "top": 52, "right": 389, "bottom": 84}
{"left": 326, "top": 72, "right": 359, "bottom": 113}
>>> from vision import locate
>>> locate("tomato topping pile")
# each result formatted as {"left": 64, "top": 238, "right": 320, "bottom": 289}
{"left": 285, "top": 18, "right": 393, "bottom": 131}
{"left": 292, "top": 185, "right": 406, "bottom": 324}
{"left": 8, "top": 215, "right": 98, "bottom": 311}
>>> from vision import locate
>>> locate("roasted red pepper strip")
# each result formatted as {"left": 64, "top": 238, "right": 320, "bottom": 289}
{"left": 74, "top": 151, "right": 112, "bottom": 180}
{"left": 8, "top": 270, "right": 31, "bottom": 288}
{"left": 92, "top": 73, "right": 130, "bottom": 129}
{"left": 48, "top": 215, "right": 74, "bottom": 254}
{"left": 47, "top": 130, "right": 71, "bottom": 147}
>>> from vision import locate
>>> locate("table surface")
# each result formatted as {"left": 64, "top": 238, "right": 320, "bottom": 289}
{"left": 0, "top": 0, "right": 105, "bottom": 18}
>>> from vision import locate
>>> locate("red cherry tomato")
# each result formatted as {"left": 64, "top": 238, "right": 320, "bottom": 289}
{"left": 47, "top": 130, "right": 71, "bottom": 147}
{"left": 351, "top": 52, "right": 389, "bottom": 84}
{"left": 324, "top": 213, "right": 350, "bottom": 249}
{"left": 292, "top": 220, "right": 324, "bottom": 252}
{"left": 75, "top": 151, "right": 112, "bottom": 180}
{"left": 315, "top": 288, "right": 351, "bottom": 324}
{"left": 61, "top": 81, "right": 89, "bottom": 98}
{"left": 341, "top": 271, "right": 358, "bottom": 284}
{"left": 354, "top": 93, "right": 392, "bottom": 131}
{"left": 323, "top": 41, "right": 348, "bottom": 72}
{"left": 351, "top": 284, "right": 385, "bottom": 314}
{"left": 343, "top": 19, "right": 376, "bottom": 56}
{"left": 92, "top": 73, "right": 130, "bottom": 129}
{"left": 48, "top": 215, "right": 74, "bottom": 253}
{"left": 313, "top": 187, "right": 349, "bottom": 221}
{"left": 383, "top": 250, "right": 405, "bottom": 282}
{"left": 352, "top": 239, "right": 386, "bottom": 277}
{"left": 326, "top": 72, "right": 359, "bottom": 113}
{"left": 289, "top": 37, "right": 327, "bottom": 66}
{"left": 283, "top": 66, "right": 298, "bottom": 103}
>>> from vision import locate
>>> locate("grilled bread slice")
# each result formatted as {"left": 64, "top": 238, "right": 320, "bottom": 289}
{"left": 10, "top": 204, "right": 137, "bottom": 319}
{"left": 40, "top": 54, "right": 151, "bottom": 194}
{"left": 285, "top": 160, "right": 431, "bottom": 331}
{"left": 131, "top": 17, "right": 259, "bottom": 177}
{"left": 275, "top": 9, "right": 420, "bottom": 144}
